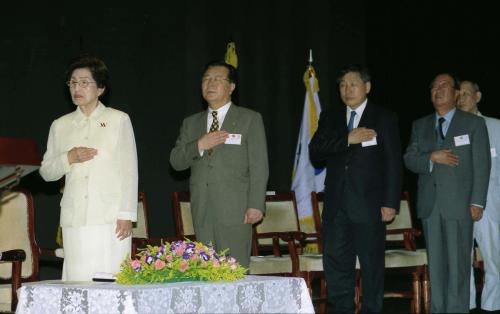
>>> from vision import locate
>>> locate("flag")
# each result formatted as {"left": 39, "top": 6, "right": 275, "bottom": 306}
{"left": 224, "top": 41, "right": 238, "bottom": 68}
{"left": 291, "top": 64, "right": 326, "bottom": 234}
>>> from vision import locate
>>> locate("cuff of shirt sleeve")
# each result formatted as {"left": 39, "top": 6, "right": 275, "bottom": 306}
{"left": 471, "top": 204, "right": 484, "bottom": 209}
{"left": 118, "top": 211, "right": 137, "bottom": 222}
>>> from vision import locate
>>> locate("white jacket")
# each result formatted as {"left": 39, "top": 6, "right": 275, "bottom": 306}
{"left": 40, "top": 102, "right": 138, "bottom": 227}
{"left": 481, "top": 113, "right": 500, "bottom": 223}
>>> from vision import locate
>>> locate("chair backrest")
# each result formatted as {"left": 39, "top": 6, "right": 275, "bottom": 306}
{"left": 309, "top": 191, "right": 324, "bottom": 253}
{"left": 386, "top": 191, "right": 414, "bottom": 242}
{"left": 172, "top": 191, "right": 195, "bottom": 239}
{"left": 132, "top": 191, "right": 149, "bottom": 239}
{"left": 0, "top": 189, "right": 39, "bottom": 281}
{"left": 255, "top": 191, "right": 301, "bottom": 246}
{"left": 310, "top": 191, "right": 324, "bottom": 233}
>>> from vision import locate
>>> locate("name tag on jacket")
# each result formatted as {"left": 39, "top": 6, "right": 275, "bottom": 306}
{"left": 225, "top": 133, "right": 242, "bottom": 145}
{"left": 454, "top": 134, "right": 470, "bottom": 147}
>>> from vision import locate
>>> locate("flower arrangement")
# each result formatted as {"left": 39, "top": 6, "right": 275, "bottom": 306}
{"left": 115, "top": 239, "right": 247, "bottom": 284}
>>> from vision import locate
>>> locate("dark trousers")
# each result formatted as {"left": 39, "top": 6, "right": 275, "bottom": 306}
{"left": 323, "top": 208, "right": 385, "bottom": 313}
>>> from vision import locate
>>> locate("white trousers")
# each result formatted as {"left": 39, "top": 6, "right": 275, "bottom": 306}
{"left": 470, "top": 215, "right": 500, "bottom": 311}
{"left": 62, "top": 223, "right": 131, "bottom": 281}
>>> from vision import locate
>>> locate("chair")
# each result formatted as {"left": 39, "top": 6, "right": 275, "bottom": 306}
{"left": 131, "top": 192, "right": 151, "bottom": 257}
{"left": 298, "top": 191, "right": 327, "bottom": 313}
{"left": 0, "top": 189, "right": 40, "bottom": 312}
{"left": 170, "top": 191, "right": 304, "bottom": 276}
{"left": 355, "top": 191, "right": 429, "bottom": 313}
{"left": 171, "top": 191, "right": 196, "bottom": 241}
{"left": 472, "top": 244, "right": 484, "bottom": 303}
{"left": 249, "top": 191, "right": 305, "bottom": 277}
{"left": 0, "top": 250, "right": 26, "bottom": 312}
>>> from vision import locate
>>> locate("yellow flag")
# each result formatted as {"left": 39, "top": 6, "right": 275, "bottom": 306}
{"left": 224, "top": 42, "right": 238, "bottom": 68}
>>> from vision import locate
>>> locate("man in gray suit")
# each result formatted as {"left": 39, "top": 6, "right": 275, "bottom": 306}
{"left": 458, "top": 80, "right": 500, "bottom": 312}
{"left": 404, "top": 73, "right": 490, "bottom": 313}
{"left": 170, "top": 61, "right": 269, "bottom": 268}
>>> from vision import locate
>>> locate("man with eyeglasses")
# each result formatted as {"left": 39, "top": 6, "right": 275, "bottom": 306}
{"left": 170, "top": 60, "right": 268, "bottom": 268}
{"left": 404, "top": 73, "right": 491, "bottom": 313}
{"left": 457, "top": 80, "right": 500, "bottom": 312}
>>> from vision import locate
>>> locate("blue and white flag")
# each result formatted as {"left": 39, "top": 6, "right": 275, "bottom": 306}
{"left": 291, "top": 64, "right": 326, "bottom": 233}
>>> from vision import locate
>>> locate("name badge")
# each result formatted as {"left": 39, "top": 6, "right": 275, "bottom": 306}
{"left": 454, "top": 134, "right": 470, "bottom": 147}
{"left": 361, "top": 136, "right": 377, "bottom": 147}
{"left": 225, "top": 133, "right": 242, "bottom": 145}
{"left": 492, "top": 148, "right": 497, "bottom": 158}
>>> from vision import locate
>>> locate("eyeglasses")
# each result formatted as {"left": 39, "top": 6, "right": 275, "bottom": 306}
{"left": 201, "top": 76, "right": 230, "bottom": 84}
{"left": 66, "top": 80, "right": 96, "bottom": 89}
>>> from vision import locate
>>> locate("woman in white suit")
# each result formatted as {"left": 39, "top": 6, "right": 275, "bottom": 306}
{"left": 40, "top": 54, "right": 138, "bottom": 281}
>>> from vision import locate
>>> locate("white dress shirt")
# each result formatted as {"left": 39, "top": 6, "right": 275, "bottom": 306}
{"left": 346, "top": 99, "right": 368, "bottom": 129}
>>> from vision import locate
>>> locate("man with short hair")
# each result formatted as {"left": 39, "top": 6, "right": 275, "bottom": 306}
{"left": 170, "top": 61, "right": 268, "bottom": 268}
{"left": 404, "top": 73, "right": 490, "bottom": 313}
{"left": 310, "top": 64, "right": 402, "bottom": 313}
{"left": 457, "top": 80, "right": 500, "bottom": 312}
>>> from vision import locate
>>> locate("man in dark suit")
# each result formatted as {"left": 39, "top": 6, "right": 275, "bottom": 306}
{"left": 404, "top": 73, "right": 490, "bottom": 313}
{"left": 310, "top": 64, "right": 402, "bottom": 313}
{"left": 170, "top": 61, "right": 269, "bottom": 268}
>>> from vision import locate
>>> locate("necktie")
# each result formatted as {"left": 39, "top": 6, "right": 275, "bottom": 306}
{"left": 437, "top": 117, "right": 445, "bottom": 140}
{"left": 209, "top": 111, "right": 219, "bottom": 133}
{"left": 207, "top": 111, "right": 219, "bottom": 155}
{"left": 347, "top": 111, "right": 356, "bottom": 131}
{"left": 436, "top": 117, "right": 445, "bottom": 147}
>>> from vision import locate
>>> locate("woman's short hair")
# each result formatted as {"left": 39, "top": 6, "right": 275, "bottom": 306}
{"left": 66, "top": 53, "right": 109, "bottom": 89}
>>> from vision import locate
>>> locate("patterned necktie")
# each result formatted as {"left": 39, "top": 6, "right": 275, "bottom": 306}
{"left": 210, "top": 111, "right": 219, "bottom": 132}
{"left": 347, "top": 110, "right": 356, "bottom": 131}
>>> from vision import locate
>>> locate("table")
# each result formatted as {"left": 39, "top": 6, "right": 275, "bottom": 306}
{"left": 16, "top": 275, "right": 314, "bottom": 313}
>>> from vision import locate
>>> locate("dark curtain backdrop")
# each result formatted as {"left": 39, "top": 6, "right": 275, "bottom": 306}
{"left": 2, "top": 1, "right": 498, "bottom": 278}
{"left": 1, "top": 1, "right": 365, "bottom": 260}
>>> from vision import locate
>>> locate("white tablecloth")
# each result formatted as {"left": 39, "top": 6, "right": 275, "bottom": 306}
{"left": 16, "top": 275, "right": 314, "bottom": 313}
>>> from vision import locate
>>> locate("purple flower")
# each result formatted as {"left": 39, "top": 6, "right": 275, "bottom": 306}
{"left": 155, "top": 251, "right": 162, "bottom": 259}
{"left": 182, "top": 253, "right": 190, "bottom": 260}
{"left": 200, "top": 252, "right": 209, "bottom": 261}
{"left": 186, "top": 242, "right": 195, "bottom": 249}
{"left": 145, "top": 255, "right": 154, "bottom": 265}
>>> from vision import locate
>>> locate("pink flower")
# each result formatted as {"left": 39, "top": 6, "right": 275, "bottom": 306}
{"left": 130, "top": 260, "right": 141, "bottom": 271}
{"left": 229, "top": 257, "right": 236, "bottom": 264}
{"left": 155, "top": 259, "right": 166, "bottom": 270}
{"left": 213, "top": 261, "right": 220, "bottom": 268}
{"left": 165, "top": 255, "right": 173, "bottom": 262}
{"left": 231, "top": 264, "right": 237, "bottom": 270}
{"left": 179, "top": 260, "right": 189, "bottom": 272}
{"left": 175, "top": 247, "right": 185, "bottom": 257}
{"left": 190, "top": 254, "right": 198, "bottom": 261}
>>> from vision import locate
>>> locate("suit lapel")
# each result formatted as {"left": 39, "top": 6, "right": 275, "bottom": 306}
{"left": 357, "top": 101, "right": 376, "bottom": 129}
{"left": 443, "top": 109, "right": 462, "bottom": 148}
{"left": 198, "top": 110, "right": 209, "bottom": 137}
{"left": 221, "top": 104, "right": 239, "bottom": 133}
{"left": 423, "top": 114, "right": 436, "bottom": 148}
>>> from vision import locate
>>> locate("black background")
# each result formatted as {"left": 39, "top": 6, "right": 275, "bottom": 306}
{"left": 2, "top": 1, "right": 498, "bottom": 278}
